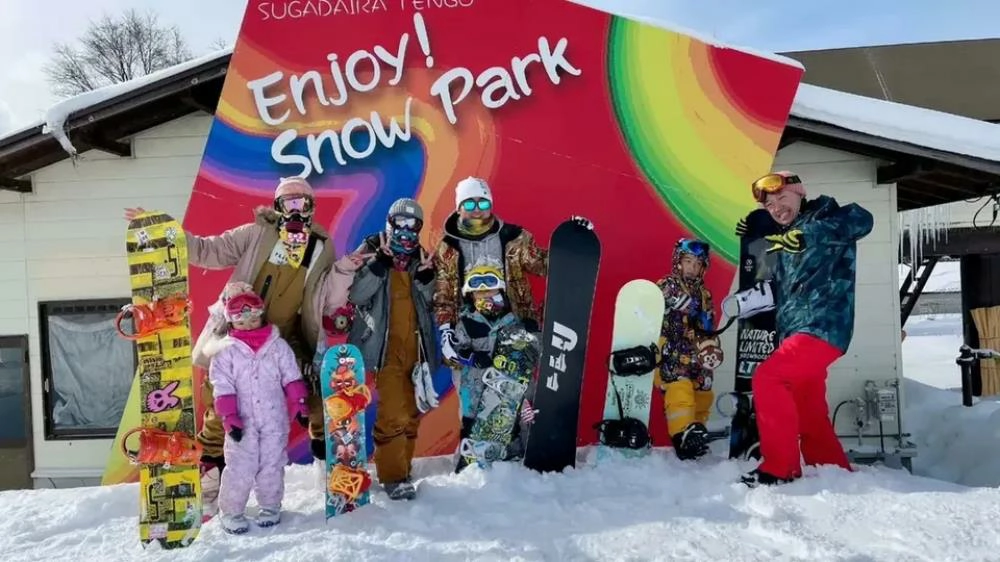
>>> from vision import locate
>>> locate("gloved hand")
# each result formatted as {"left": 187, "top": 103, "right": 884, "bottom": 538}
{"left": 666, "top": 293, "right": 692, "bottom": 312}
{"left": 735, "top": 216, "right": 749, "bottom": 237}
{"left": 764, "top": 229, "right": 805, "bottom": 254}
{"left": 215, "top": 394, "right": 244, "bottom": 442}
{"left": 520, "top": 399, "right": 537, "bottom": 424}
{"left": 721, "top": 280, "right": 775, "bottom": 320}
{"left": 411, "top": 361, "right": 440, "bottom": 413}
{"left": 439, "top": 323, "right": 460, "bottom": 366}
{"left": 571, "top": 215, "right": 594, "bottom": 230}
{"left": 284, "top": 379, "right": 310, "bottom": 428}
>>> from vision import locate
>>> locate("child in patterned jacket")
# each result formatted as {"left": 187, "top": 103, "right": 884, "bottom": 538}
{"left": 209, "top": 291, "right": 310, "bottom": 535}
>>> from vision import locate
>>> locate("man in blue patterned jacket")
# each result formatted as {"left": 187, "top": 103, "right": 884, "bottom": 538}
{"left": 729, "top": 171, "right": 873, "bottom": 487}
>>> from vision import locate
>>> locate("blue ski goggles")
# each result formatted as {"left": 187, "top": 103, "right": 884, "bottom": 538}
{"left": 460, "top": 198, "right": 492, "bottom": 212}
{"left": 676, "top": 239, "right": 710, "bottom": 259}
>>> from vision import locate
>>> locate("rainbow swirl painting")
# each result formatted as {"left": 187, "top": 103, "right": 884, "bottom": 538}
{"left": 103, "top": 0, "right": 802, "bottom": 484}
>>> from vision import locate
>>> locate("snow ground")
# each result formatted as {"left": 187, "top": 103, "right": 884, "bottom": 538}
{"left": 3, "top": 314, "right": 999, "bottom": 561}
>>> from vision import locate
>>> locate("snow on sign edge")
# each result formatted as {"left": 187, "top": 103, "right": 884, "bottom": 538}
{"left": 792, "top": 83, "right": 1000, "bottom": 163}
{"left": 568, "top": 0, "right": 805, "bottom": 69}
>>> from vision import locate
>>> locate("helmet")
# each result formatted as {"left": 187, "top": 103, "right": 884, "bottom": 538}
{"left": 673, "top": 238, "right": 710, "bottom": 269}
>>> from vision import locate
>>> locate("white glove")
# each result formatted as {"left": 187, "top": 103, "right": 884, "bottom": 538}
{"left": 666, "top": 293, "right": 692, "bottom": 311}
{"left": 439, "top": 323, "right": 460, "bottom": 365}
{"left": 722, "top": 281, "right": 775, "bottom": 320}
{"left": 411, "top": 361, "right": 439, "bottom": 413}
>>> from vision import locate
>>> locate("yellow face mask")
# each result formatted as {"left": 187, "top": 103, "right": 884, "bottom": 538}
{"left": 279, "top": 226, "right": 309, "bottom": 268}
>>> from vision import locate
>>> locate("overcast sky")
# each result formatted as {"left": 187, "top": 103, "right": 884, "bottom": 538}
{"left": 1, "top": 0, "right": 998, "bottom": 133}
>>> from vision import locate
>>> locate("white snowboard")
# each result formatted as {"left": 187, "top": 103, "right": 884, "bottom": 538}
{"left": 596, "top": 279, "right": 665, "bottom": 461}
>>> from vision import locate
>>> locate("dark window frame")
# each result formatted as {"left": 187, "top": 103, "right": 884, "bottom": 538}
{"left": 38, "top": 298, "right": 136, "bottom": 440}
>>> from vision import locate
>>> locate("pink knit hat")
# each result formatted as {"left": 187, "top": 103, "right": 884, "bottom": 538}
{"left": 275, "top": 176, "right": 314, "bottom": 199}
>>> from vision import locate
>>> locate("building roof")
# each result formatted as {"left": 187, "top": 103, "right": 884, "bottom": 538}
{"left": 1, "top": 43, "right": 998, "bottom": 211}
{"left": 782, "top": 38, "right": 1000, "bottom": 122}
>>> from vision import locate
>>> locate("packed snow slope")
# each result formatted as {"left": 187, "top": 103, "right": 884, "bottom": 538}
{"left": 4, "top": 451, "right": 1000, "bottom": 562}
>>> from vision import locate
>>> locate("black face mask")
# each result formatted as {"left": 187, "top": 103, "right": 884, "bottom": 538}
{"left": 279, "top": 212, "right": 311, "bottom": 233}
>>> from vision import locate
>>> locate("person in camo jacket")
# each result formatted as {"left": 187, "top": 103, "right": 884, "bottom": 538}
{"left": 208, "top": 291, "right": 308, "bottom": 534}
{"left": 125, "top": 176, "right": 362, "bottom": 511}
{"left": 731, "top": 171, "right": 873, "bottom": 488}
{"left": 431, "top": 177, "right": 549, "bottom": 442}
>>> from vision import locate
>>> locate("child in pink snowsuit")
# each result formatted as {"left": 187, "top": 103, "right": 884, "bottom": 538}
{"left": 209, "top": 292, "right": 310, "bottom": 534}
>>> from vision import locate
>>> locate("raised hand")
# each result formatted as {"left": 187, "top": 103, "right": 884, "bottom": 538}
{"left": 124, "top": 207, "right": 146, "bottom": 221}
{"left": 417, "top": 248, "right": 434, "bottom": 271}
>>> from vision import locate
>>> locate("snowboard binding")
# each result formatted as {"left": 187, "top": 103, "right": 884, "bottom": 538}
{"left": 121, "top": 427, "right": 203, "bottom": 468}
{"left": 114, "top": 295, "right": 191, "bottom": 340}
{"left": 327, "top": 464, "right": 372, "bottom": 502}
{"left": 608, "top": 344, "right": 659, "bottom": 376}
{"left": 593, "top": 417, "right": 650, "bottom": 450}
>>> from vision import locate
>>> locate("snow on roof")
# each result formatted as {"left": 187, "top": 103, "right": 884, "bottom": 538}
{"left": 23, "top": 47, "right": 233, "bottom": 156}
{"left": 569, "top": 0, "right": 804, "bottom": 70}
{"left": 792, "top": 83, "right": 1000, "bottom": 163}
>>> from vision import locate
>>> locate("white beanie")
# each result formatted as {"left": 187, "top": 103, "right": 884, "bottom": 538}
{"left": 455, "top": 176, "right": 493, "bottom": 207}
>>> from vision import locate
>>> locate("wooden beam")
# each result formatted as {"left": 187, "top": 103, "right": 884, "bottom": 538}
{"left": 877, "top": 161, "right": 923, "bottom": 184}
{"left": 0, "top": 176, "right": 31, "bottom": 192}
{"left": 77, "top": 133, "right": 131, "bottom": 157}
{"left": 777, "top": 132, "right": 800, "bottom": 150}
{"left": 901, "top": 227, "right": 1000, "bottom": 258}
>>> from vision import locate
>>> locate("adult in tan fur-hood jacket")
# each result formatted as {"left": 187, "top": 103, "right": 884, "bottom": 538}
{"left": 126, "top": 178, "right": 362, "bottom": 499}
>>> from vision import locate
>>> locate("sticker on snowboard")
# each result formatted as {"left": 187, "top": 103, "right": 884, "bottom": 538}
{"left": 114, "top": 211, "right": 202, "bottom": 549}
{"left": 594, "top": 279, "right": 664, "bottom": 461}
{"left": 458, "top": 326, "right": 540, "bottom": 471}
{"left": 320, "top": 344, "right": 372, "bottom": 518}
{"left": 523, "top": 220, "right": 601, "bottom": 473}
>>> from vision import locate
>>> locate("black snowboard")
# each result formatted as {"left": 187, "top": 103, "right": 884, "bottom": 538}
{"left": 523, "top": 220, "right": 601, "bottom": 473}
{"left": 729, "top": 208, "right": 781, "bottom": 461}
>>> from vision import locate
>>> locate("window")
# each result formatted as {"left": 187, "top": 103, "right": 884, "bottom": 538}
{"left": 39, "top": 299, "right": 136, "bottom": 440}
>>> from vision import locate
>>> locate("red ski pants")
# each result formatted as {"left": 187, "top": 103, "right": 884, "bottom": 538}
{"left": 751, "top": 333, "right": 851, "bottom": 480}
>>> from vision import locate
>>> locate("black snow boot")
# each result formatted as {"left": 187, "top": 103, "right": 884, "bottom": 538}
{"left": 672, "top": 422, "right": 710, "bottom": 460}
{"left": 384, "top": 478, "right": 416, "bottom": 501}
{"left": 740, "top": 468, "right": 797, "bottom": 488}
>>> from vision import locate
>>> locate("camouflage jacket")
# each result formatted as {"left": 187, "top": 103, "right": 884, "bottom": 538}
{"left": 772, "top": 195, "right": 873, "bottom": 353}
{"left": 657, "top": 274, "right": 714, "bottom": 383}
{"left": 432, "top": 213, "right": 548, "bottom": 330}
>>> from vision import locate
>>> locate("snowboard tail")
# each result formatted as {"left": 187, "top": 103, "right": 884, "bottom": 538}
{"left": 320, "top": 344, "right": 372, "bottom": 518}
{"left": 523, "top": 220, "right": 601, "bottom": 473}
{"left": 119, "top": 211, "right": 201, "bottom": 549}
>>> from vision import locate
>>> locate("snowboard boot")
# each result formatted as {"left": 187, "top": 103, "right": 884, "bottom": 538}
{"left": 220, "top": 513, "right": 250, "bottom": 535}
{"left": 740, "top": 468, "right": 797, "bottom": 488}
{"left": 384, "top": 478, "right": 416, "bottom": 501}
{"left": 256, "top": 507, "right": 281, "bottom": 527}
{"left": 672, "top": 422, "right": 710, "bottom": 461}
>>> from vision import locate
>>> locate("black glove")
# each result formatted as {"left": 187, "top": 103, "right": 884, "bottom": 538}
{"left": 522, "top": 318, "right": 540, "bottom": 334}
{"left": 367, "top": 251, "right": 394, "bottom": 277}
{"left": 470, "top": 351, "right": 493, "bottom": 369}
{"left": 414, "top": 266, "right": 435, "bottom": 284}
{"left": 295, "top": 413, "right": 309, "bottom": 428}
{"left": 228, "top": 426, "right": 244, "bottom": 443}
{"left": 735, "top": 216, "right": 749, "bottom": 237}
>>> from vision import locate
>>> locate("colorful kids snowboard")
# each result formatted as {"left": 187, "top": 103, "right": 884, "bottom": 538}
{"left": 458, "top": 326, "right": 540, "bottom": 470}
{"left": 594, "top": 279, "right": 665, "bottom": 461}
{"left": 320, "top": 343, "right": 372, "bottom": 519}
{"left": 114, "top": 211, "right": 202, "bottom": 549}
{"left": 728, "top": 208, "right": 781, "bottom": 461}
{"left": 523, "top": 220, "right": 601, "bottom": 473}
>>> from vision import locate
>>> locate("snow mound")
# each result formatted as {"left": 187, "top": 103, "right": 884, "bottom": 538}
{"left": 4, "top": 451, "right": 1000, "bottom": 561}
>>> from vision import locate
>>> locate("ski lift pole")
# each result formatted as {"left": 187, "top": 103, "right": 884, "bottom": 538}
{"left": 956, "top": 345, "right": 1000, "bottom": 407}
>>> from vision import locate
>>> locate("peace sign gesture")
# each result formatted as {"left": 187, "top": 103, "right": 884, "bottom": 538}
{"left": 417, "top": 248, "right": 434, "bottom": 271}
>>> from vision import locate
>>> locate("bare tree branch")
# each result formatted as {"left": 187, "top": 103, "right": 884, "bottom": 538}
{"left": 43, "top": 8, "right": 194, "bottom": 97}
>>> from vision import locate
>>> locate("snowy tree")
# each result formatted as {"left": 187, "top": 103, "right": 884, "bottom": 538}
{"left": 43, "top": 9, "right": 193, "bottom": 97}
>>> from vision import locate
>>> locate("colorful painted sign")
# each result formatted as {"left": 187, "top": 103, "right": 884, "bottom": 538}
{"left": 116, "top": 0, "right": 803, "bottom": 479}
